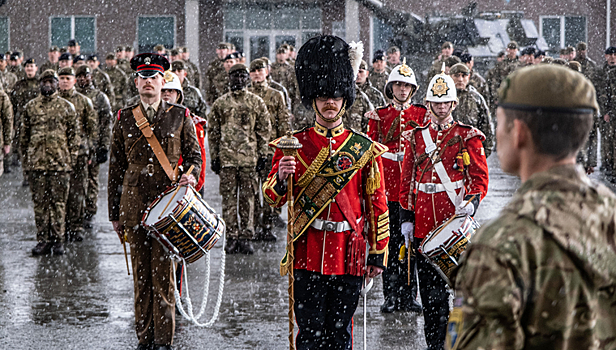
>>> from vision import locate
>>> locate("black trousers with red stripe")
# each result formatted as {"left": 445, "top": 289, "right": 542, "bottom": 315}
{"left": 294, "top": 269, "right": 363, "bottom": 350}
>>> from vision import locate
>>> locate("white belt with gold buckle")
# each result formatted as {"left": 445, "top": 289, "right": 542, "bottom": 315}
{"left": 311, "top": 217, "right": 361, "bottom": 232}
{"left": 415, "top": 180, "right": 464, "bottom": 194}
{"left": 382, "top": 151, "right": 404, "bottom": 162}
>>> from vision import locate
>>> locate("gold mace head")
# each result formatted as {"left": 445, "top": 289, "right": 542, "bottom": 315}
{"left": 277, "top": 131, "right": 303, "bottom": 156}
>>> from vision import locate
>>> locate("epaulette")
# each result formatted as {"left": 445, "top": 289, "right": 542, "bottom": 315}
{"left": 456, "top": 121, "right": 473, "bottom": 129}
{"left": 164, "top": 102, "right": 188, "bottom": 114}
{"left": 118, "top": 102, "right": 140, "bottom": 120}
{"left": 365, "top": 109, "right": 380, "bottom": 121}
{"left": 349, "top": 128, "right": 372, "bottom": 141}
{"left": 350, "top": 128, "right": 388, "bottom": 157}
{"left": 268, "top": 126, "right": 309, "bottom": 148}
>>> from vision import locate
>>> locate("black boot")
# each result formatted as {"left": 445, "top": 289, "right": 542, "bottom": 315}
{"left": 51, "top": 242, "right": 65, "bottom": 255}
{"left": 224, "top": 238, "right": 239, "bottom": 254}
{"left": 136, "top": 344, "right": 152, "bottom": 350}
{"left": 32, "top": 242, "right": 53, "bottom": 256}
{"left": 66, "top": 229, "right": 84, "bottom": 242}
{"left": 272, "top": 216, "right": 286, "bottom": 229}
{"left": 236, "top": 239, "right": 254, "bottom": 255}
{"left": 83, "top": 213, "right": 95, "bottom": 229}
{"left": 257, "top": 226, "right": 277, "bottom": 242}
{"left": 380, "top": 297, "right": 397, "bottom": 313}
{"left": 153, "top": 345, "right": 173, "bottom": 350}
{"left": 399, "top": 298, "right": 423, "bottom": 313}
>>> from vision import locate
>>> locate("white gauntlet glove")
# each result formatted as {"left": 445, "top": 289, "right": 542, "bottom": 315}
{"left": 401, "top": 222, "right": 414, "bottom": 249}
{"left": 456, "top": 202, "right": 475, "bottom": 216}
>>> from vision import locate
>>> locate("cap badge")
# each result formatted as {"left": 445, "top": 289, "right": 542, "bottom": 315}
{"left": 431, "top": 77, "right": 449, "bottom": 98}
{"left": 164, "top": 71, "right": 174, "bottom": 83}
{"left": 399, "top": 58, "right": 412, "bottom": 77}
{"left": 144, "top": 57, "right": 151, "bottom": 65}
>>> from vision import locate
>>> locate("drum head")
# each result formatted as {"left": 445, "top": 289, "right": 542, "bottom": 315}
{"left": 143, "top": 186, "right": 189, "bottom": 227}
{"left": 422, "top": 215, "right": 467, "bottom": 254}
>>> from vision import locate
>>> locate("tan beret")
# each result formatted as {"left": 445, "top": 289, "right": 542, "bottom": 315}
{"left": 39, "top": 69, "right": 59, "bottom": 81}
{"left": 58, "top": 67, "right": 75, "bottom": 76}
{"left": 498, "top": 65, "right": 598, "bottom": 113}
{"left": 359, "top": 60, "right": 368, "bottom": 70}
{"left": 444, "top": 56, "right": 461, "bottom": 67}
{"left": 229, "top": 63, "right": 249, "bottom": 75}
{"left": 249, "top": 59, "right": 267, "bottom": 71}
{"left": 449, "top": 63, "right": 470, "bottom": 75}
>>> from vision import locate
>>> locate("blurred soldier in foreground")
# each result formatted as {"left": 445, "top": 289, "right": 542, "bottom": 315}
{"left": 0, "top": 87, "right": 12, "bottom": 176}
{"left": 75, "top": 65, "right": 113, "bottom": 229}
{"left": 58, "top": 67, "right": 98, "bottom": 242}
{"left": 21, "top": 70, "right": 79, "bottom": 256}
{"left": 357, "top": 60, "right": 386, "bottom": 109}
{"left": 208, "top": 63, "right": 271, "bottom": 254}
{"left": 247, "top": 59, "right": 289, "bottom": 241}
{"left": 446, "top": 64, "right": 616, "bottom": 350}
{"left": 366, "top": 59, "right": 427, "bottom": 314}
{"left": 40, "top": 46, "right": 60, "bottom": 73}
{"left": 450, "top": 63, "right": 494, "bottom": 157}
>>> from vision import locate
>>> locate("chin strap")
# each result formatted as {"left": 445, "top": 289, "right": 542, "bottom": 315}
{"left": 428, "top": 101, "right": 455, "bottom": 120}
{"left": 312, "top": 99, "right": 347, "bottom": 123}
{"left": 393, "top": 87, "right": 415, "bottom": 105}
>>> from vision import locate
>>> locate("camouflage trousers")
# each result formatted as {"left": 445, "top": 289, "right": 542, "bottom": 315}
{"left": 599, "top": 119, "right": 615, "bottom": 173}
{"left": 28, "top": 171, "right": 70, "bottom": 243}
{"left": 126, "top": 225, "right": 175, "bottom": 346}
{"left": 219, "top": 166, "right": 256, "bottom": 240}
{"left": 85, "top": 162, "right": 100, "bottom": 217}
{"left": 254, "top": 156, "right": 281, "bottom": 229}
{"left": 66, "top": 154, "right": 89, "bottom": 233}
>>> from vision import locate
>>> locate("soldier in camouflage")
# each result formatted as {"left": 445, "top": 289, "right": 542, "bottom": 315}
{"left": 459, "top": 53, "right": 488, "bottom": 99}
{"left": 427, "top": 42, "right": 455, "bottom": 81}
{"left": 357, "top": 60, "right": 386, "bottom": 109}
{"left": 205, "top": 42, "right": 233, "bottom": 106}
{"left": 104, "top": 53, "right": 129, "bottom": 112}
{"left": 486, "top": 41, "right": 520, "bottom": 113}
{"left": 572, "top": 42, "right": 596, "bottom": 77}
{"left": 344, "top": 85, "right": 374, "bottom": 132}
{"left": 270, "top": 46, "right": 299, "bottom": 110}
{"left": 447, "top": 64, "right": 616, "bottom": 350}
{"left": 115, "top": 46, "right": 131, "bottom": 74}
{"left": 40, "top": 46, "right": 60, "bottom": 73}
{"left": 0, "top": 88, "right": 12, "bottom": 176}
{"left": 0, "top": 53, "right": 18, "bottom": 92}
{"left": 86, "top": 55, "right": 115, "bottom": 108}
{"left": 20, "top": 69, "right": 80, "bottom": 256}
{"left": 593, "top": 46, "right": 616, "bottom": 176}
{"left": 207, "top": 52, "right": 237, "bottom": 107}
{"left": 207, "top": 63, "right": 272, "bottom": 254}
{"left": 248, "top": 59, "right": 290, "bottom": 240}
{"left": 260, "top": 57, "right": 291, "bottom": 110}
{"left": 75, "top": 65, "right": 113, "bottom": 229}
{"left": 386, "top": 46, "right": 402, "bottom": 70}
{"left": 180, "top": 47, "right": 201, "bottom": 90}
{"left": 8, "top": 51, "right": 26, "bottom": 81}
{"left": 369, "top": 50, "right": 391, "bottom": 103}
{"left": 57, "top": 67, "right": 98, "bottom": 242}
{"left": 450, "top": 63, "right": 494, "bottom": 157}
{"left": 171, "top": 60, "right": 207, "bottom": 119}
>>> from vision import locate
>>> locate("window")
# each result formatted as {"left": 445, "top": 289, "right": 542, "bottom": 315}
{"left": 138, "top": 16, "right": 175, "bottom": 54}
{"left": 50, "top": 16, "right": 96, "bottom": 54}
{"left": 372, "top": 17, "right": 393, "bottom": 55}
{"left": 223, "top": 1, "right": 322, "bottom": 62}
{"left": 540, "top": 16, "right": 587, "bottom": 51}
{"left": 0, "top": 17, "right": 8, "bottom": 53}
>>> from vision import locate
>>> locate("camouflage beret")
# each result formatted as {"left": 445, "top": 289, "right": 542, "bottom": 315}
{"left": 387, "top": 46, "right": 400, "bottom": 54}
{"left": 564, "top": 46, "right": 575, "bottom": 54}
{"left": 249, "top": 59, "right": 267, "bottom": 71}
{"left": 276, "top": 46, "right": 288, "bottom": 54}
{"left": 498, "top": 65, "right": 598, "bottom": 114}
{"left": 259, "top": 56, "right": 271, "bottom": 66}
{"left": 449, "top": 63, "right": 470, "bottom": 75}
{"left": 577, "top": 42, "right": 587, "bottom": 51}
{"left": 567, "top": 61, "right": 582, "bottom": 72}
{"left": 105, "top": 53, "right": 116, "bottom": 60}
{"left": 228, "top": 63, "right": 249, "bottom": 75}
{"left": 559, "top": 48, "right": 568, "bottom": 55}
{"left": 75, "top": 65, "right": 92, "bottom": 76}
{"left": 359, "top": 60, "right": 368, "bottom": 71}
{"left": 507, "top": 41, "right": 518, "bottom": 49}
{"left": 169, "top": 49, "right": 180, "bottom": 56}
{"left": 58, "top": 67, "right": 75, "bottom": 76}
{"left": 153, "top": 45, "right": 166, "bottom": 52}
{"left": 49, "top": 46, "right": 60, "bottom": 52}
{"left": 541, "top": 57, "right": 554, "bottom": 64}
{"left": 217, "top": 42, "right": 232, "bottom": 50}
{"left": 180, "top": 47, "right": 188, "bottom": 53}
{"left": 441, "top": 41, "right": 454, "bottom": 49}
{"left": 171, "top": 60, "right": 186, "bottom": 71}
{"left": 39, "top": 69, "right": 59, "bottom": 82}
{"left": 126, "top": 46, "right": 134, "bottom": 52}
{"left": 444, "top": 55, "right": 461, "bottom": 67}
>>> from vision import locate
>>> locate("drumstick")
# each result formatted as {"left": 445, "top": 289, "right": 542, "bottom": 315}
{"left": 158, "top": 165, "right": 195, "bottom": 219}
{"left": 122, "top": 230, "right": 130, "bottom": 275}
{"left": 461, "top": 195, "right": 476, "bottom": 209}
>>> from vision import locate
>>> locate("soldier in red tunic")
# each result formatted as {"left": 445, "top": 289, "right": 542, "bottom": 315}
{"left": 366, "top": 60, "right": 427, "bottom": 313}
{"left": 399, "top": 69, "right": 489, "bottom": 350}
{"left": 263, "top": 35, "right": 390, "bottom": 350}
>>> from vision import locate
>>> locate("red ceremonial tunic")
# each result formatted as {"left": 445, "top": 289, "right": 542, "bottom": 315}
{"left": 399, "top": 120, "right": 489, "bottom": 239}
{"left": 178, "top": 113, "right": 207, "bottom": 191}
{"left": 263, "top": 123, "right": 390, "bottom": 276}
{"left": 366, "top": 103, "right": 429, "bottom": 202}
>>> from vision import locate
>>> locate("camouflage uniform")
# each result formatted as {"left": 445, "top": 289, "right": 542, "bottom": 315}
{"left": 20, "top": 92, "right": 79, "bottom": 244}
{"left": 0, "top": 90, "right": 13, "bottom": 175}
{"left": 184, "top": 59, "right": 201, "bottom": 90}
{"left": 593, "top": 63, "right": 616, "bottom": 174}
{"left": 9, "top": 65, "right": 26, "bottom": 81}
{"left": 486, "top": 57, "right": 520, "bottom": 110}
{"left": 39, "top": 61, "right": 58, "bottom": 74}
{"left": 448, "top": 165, "right": 616, "bottom": 350}
{"left": 207, "top": 68, "right": 229, "bottom": 106}
{"left": 368, "top": 68, "right": 389, "bottom": 102}
{"left": 0, "top": 69, "right": 18, "bottom": 92}
{"left": 573, "top": 56, "right": 597, "bottom": 77}
{"left": 77, "top": 84, "right": 112, "bottom": 221}
{"left": 453, "top": 85, "right": 494, "bottom": 157}
{"left": 92, "top": 67, "right": 115, "bottom": 108}
{"left": 207, "top": 89, "right": 272, "bottom": 240}
{"left": 124, "top": 72, "right": 140, "bottom": 104}
{"left": 104, "top": 65, "right": 128, "bottom": 112}
{"left": 270, "top": 61, "right": 298, "bottom": 109}
{"left": 343, "top": 86, "right": 374, "bottom": 132}
{"left": 59, "top": 87, "right": 98, "bottom": 236}
{"left": 248, "top": 80, "right": 290, "bottom": 231}
{"left": 116, "top": 58, "right": 131, "bottom": 75}
{"left": 205, "top": 59, "right": 225, "bottom": 106}
{"left": 10, "top": 77, "right": 39, "bottom": 165}
{"left": 268, "top": 77, "right": 291, "bottom": 110}
{"left": 469, "top": 70, "right": 487, "bottom": 99}
{"left": 181, "top": 78, "right": 207, "bottom": 119}
{"left": 358, "top": 79, "right": 386, "bottom": 109}
{"left": 292, "top": 103, "right": 315, "bottom": 131}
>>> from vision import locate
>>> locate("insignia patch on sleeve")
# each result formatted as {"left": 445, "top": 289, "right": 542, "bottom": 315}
{"left": 445, "top": 296, "right": 465, "bottom": 349}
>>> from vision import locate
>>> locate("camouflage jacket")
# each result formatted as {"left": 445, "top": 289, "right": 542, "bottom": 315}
{"left": 181, "top": 78, "right": 207, "bottom": 119}
{"left": 207, "top": 69, "right": 229, "bottom": 106}
{"left": 248, "top": 80, "right": 290, "bottom": 154}
{"left": 592, "top": 63, "right": 616, "bottom": 116}
{"left": 453, "top": 85, "right": 494, "bottom": 157}
{"left": 0, "top": 90, "right": 13, "bottom": 147}
{"left": 104, "top": 65, "right": 128, "bottom": 112}
{"left": 20, "top": 92, "right": 80, "bottom": 171}
{"left": 92, "top": 67, "right": 115, "bottom": 108}
{"left": 108, "top": 101, "right": 201, "bottom": 226}
{"left": 573, "top": 56, "right": 597, "bottom": 78}
{"left": 448, "top": 164, "right": 616, "bottom": 350}
{"left": 116, "top": 58, "right": 131, "bottom": 75}
{"left": 39, "top": 61, "right": 59, "bottom": 74}
{"left": 270, "top": 61, "right": 298, "bottom": 109}
{"left": 368, "top": 68, "right": 389, "bottom": 102}
{"left": 486, "top": 57, "right": 520, "bottom": 105}
{"left": 185, "top": 59, "right": 201, "bottom": 89}
{"left": 77, "top": 85, "right": 113, "bottom": 153}
{"left": 469, "top": 71, "right": 487, "bottom": 99}
{"left": 124, "top": 73, "right": 140, "bottom": 104}
{"left": 207, "top": 89, "right": 271, "bottom": 167}
{"left": 0, "top": 69, "right": 18, "bottom": 92}
{"left": 8, "top": 65, "right": 25, "bottom": 81}
{"left": 11, "top": 77, "right": 39, "bottom": 122}
{"left": 343, "top": 86, "right": 374, "bottom": 133}
{"left": 59, "top": 87, "right": 98, "bottom": 155}
{"left": 268, "top": 77, "right": 291, "bottom": 110}
{"left": 205, "top": 59, "right": 225, "bottom": 105}
{"left": 358, "top": 80, "right": 386, "bottom": 109}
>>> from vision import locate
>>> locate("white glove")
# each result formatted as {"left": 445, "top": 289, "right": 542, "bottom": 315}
{"left": 401, "top": 222, "right": 414, "bottom": 249}
{"left": 456, "top": 202, "right": 475, "bottom": 216}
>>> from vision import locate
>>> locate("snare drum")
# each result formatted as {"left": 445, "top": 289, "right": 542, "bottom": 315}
{"left": 142, "top": 185, "right": 225, "bottom": 263}
{"left": 419, "top": 214, "right": 480, "bottom": 285}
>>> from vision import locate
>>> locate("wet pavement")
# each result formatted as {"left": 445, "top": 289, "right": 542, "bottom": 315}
{"left": 0, "top": 152, "right": 613, "bottom": 350}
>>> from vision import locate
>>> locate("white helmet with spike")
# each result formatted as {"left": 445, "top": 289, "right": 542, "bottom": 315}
{"left": 384, "top": 58, "right": 418, "bottom": 100}
{"left": 425, "top": 63, "right": 457, "bottom": 103}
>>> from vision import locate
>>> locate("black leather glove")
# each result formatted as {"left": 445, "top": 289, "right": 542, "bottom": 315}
{"left": 256, "top": 156, "right": 268, "bottom": 172}
{"left": 96, "top": 148, "right": 109, "bottom": 164}
{"left": 211, "top": 158, "right": 221, "bottom": 175}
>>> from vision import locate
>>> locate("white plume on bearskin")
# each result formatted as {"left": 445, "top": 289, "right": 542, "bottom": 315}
{"left": 348, "top": 41, "right": 364, "bottom": 79}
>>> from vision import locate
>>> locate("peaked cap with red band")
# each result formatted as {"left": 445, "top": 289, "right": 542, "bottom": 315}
{"left": 130, "top": 53, "right": 170, "bottom": 78}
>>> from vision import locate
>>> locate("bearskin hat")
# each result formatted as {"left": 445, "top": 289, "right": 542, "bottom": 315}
{"left": 295, "top": 35, "right": 363, "bottom": 109}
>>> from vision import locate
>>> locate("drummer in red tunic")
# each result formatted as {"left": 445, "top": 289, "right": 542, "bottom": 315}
{"left": 399, "top": 68, "right": 489, "bottom": 350}
{"left": 366, "top": 59, "right": 427, "bottom": 314}
{"left": 262, "top": 35, "right": 390, "bottom": 350}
